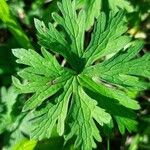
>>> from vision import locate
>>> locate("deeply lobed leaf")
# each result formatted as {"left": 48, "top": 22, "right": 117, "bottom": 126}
{"left": 12, "top": 0, "right": 150, "bottom": 149}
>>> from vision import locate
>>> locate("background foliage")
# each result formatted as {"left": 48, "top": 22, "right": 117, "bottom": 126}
{"left": 0, "top": 0, "right": 150, "bottom": 149}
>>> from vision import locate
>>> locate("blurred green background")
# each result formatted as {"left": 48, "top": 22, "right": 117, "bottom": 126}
{"left": 0, "top": 0, "right": 150, "bottom": 149}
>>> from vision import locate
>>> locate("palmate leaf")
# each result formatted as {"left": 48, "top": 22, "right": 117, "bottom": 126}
{"left": 12, "top": 0, "right": 150, "bottom": 150}
{"left": 12, "top": 47, "right": 111, "bottom": 150}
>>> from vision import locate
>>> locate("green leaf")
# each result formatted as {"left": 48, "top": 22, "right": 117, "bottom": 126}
{"left": 65, "top": 78, "right": 111, "bottom": 150}
{"left": 76, "top": 0, "right": 101, "bottom": 31}
{"left": 83, "top": 11, "right": 131, "bottom": 66}
{"left": 12, "top": 48, "right": 73, "bottom": 111}
{"left": 12, "top": 48, "right": 61, "bottom": 77}
{"left": 12, "top": 139, "right": 37, "bottom": 150}
{"left": 108, "top": 0, "right": 134, "bottom": 13}
{"left": 34, "top": 19, "right": 69, "bottom": 58}
{"left": 0, "top": 0, "right": 9, "bottom": 21}
{"left": 79, "top": 82, "right": 138, "bottom": 134}
{"left": 30, "top": 78, "right": 73, "bottom": 139}
{"left": 12, "top": 0, "right": 150, "bottom": 149}
{"left": 34, "top": 18, "right": 82, "bottom": 70}
{"left": 0, "top": 87, "right": 18, "bottom": 134}
{"left": 52, "top": 0, "right": 86, "bottom": 57}
{"left": 78, "top": 75, "right": 140, "bottom": 110}
{"left": 84, "top": 0, "right": 101, "bottom": 30}
{"left": 84, "top": 41, "right": 150, "bottom": 90}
